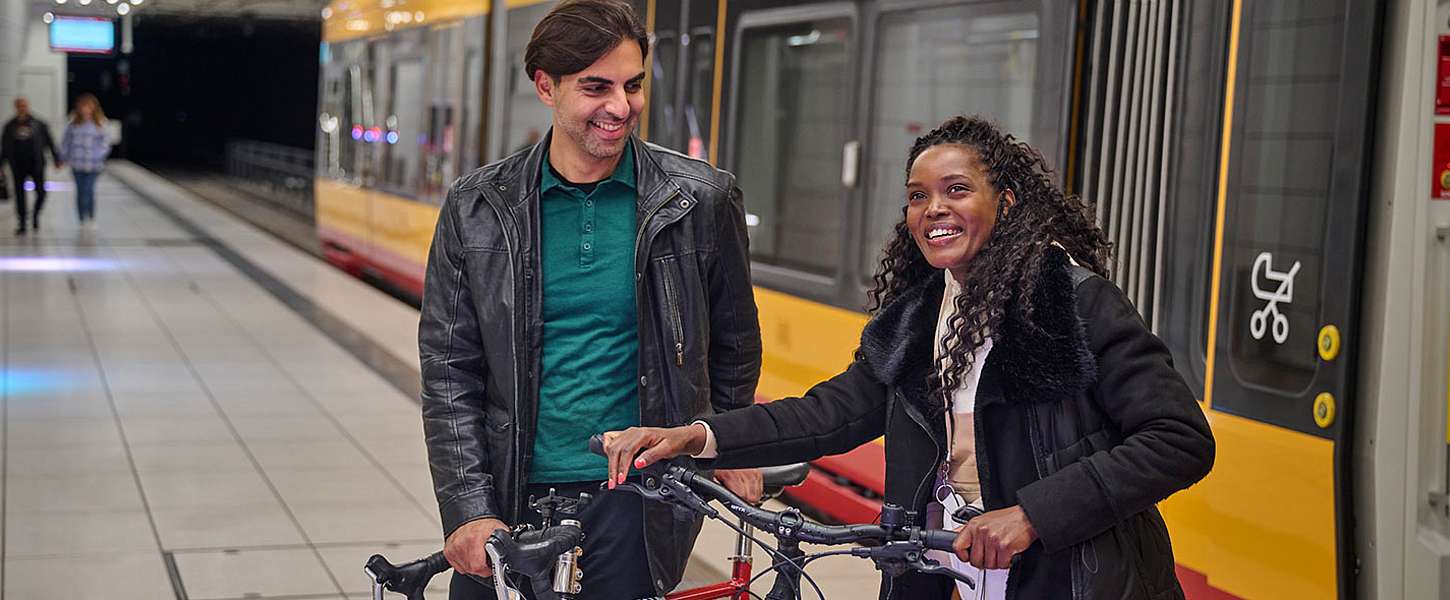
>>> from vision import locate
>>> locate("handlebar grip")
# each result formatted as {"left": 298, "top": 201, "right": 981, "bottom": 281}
{"left": 588, "top": 434, "right": 605, "bottom": 457}
{"left": 917, "top": 529, "right": 960, "bottom": 553}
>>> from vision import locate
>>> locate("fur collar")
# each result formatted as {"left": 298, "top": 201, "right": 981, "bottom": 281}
{"left": 856, "top": 249, "right": 1098, "bottom": 411}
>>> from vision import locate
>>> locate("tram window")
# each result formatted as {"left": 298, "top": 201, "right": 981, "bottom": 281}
{"left": 503, "top": 1, "right": 558, "bottom": 156}
{"left": 461, "top": 49, "right": 484, "bottom": 172}
{"left": 423, "top": 26, "right": 459, "bottom": 204}
{"left": 685, "top": 30, "right": 714, "bottom": 160}
{"left": 324, "top": 41, "right": 367, "bottom": 181}
{"left": 384, "top": 57, "right": 425, "bottom": 197}
{"left": 647, "top": 32, "right": 679, "bottom": 149}
{"left": 860, "top": 5, "right": 1040, "bottom": 280}
{"left": 357, "top": 41, "right": 385, "bottom": 182}
{"left": 319, "top": 66, "right": 352, "bottom": 179}
{"left": 733, "top": 18, "right": 853, "bottom": 277}
{"left": 1222, "top": 0, "right": 1344, "bottom": 393}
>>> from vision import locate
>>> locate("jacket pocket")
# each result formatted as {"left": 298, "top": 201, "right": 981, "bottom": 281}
{"left": 659, "top": 260, "right": 686, "bottom": 367}
{"left": 1043, "top": 428, "right": 1113, "bottom": 475}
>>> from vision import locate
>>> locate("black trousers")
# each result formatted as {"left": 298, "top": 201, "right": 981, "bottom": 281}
{"left": 10, "top": 164, "right": 46, "bottom": 227}
{"left": 449, "top": 480, "right": 658, "bottom": 600}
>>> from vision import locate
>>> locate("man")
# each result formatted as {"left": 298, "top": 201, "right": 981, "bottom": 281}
{"left": 0, "top": 98, "right": 62, "bottom": 235}
{"left": 417, "top": 1, "right": 763, "bottom": 598}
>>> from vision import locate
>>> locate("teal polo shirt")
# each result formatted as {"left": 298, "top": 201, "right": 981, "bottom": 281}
{"left": 529, "top": 146, "right": 640, "bottom": 483}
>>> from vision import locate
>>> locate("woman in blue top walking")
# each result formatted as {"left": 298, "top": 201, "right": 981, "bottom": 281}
{"left": 61, "top": 94, "right": 111, "bottom": 228}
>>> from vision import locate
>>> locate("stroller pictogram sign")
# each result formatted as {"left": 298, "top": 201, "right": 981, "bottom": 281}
{"left": 1250, "top": 252, "right": 1301, "bottom": 345}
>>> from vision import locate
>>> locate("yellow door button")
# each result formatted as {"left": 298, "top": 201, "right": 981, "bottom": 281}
{"left": 1313, "top": 392, "right": 1336, "bottom": 429}
{"left": 1318, "top": 325, "right": 1341, "bottom": 361}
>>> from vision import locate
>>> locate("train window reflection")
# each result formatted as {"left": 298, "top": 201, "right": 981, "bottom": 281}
{"left": 461, "top": 49, "right": 483, "bottom": 172}
{"left": 647, "top": 32, "right": 678, "bottom": 148}
{"left": 1222, "top": 0, "right": 1344, "bottom": 395}
{"left": 504, "top": 1, "right": 557, "bottom": 156}
{"left": 860, "top": 5, "right": 1039, "bottom": 281}
{"left": 733, "top": 18, "right": 852, "bottom": 278}
{"left": 384, "top": 57, "right": 425, "bottom": 196}
{"left": 685, "top": 30, "right": 714, "bottom": 160}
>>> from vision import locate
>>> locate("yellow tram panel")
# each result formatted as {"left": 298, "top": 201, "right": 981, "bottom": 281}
{"left": 751, "top": 287, "right": 867, "bottom": 402}
{"left": 323, "top": 0, "right": 491, "bottom": 42}
{"left": 1161, "top": 413, "right": 1336, "bottom": 600}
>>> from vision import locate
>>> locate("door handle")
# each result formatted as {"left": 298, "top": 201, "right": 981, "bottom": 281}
{"left": 841, "top": 141, "right": 860, "bottom": 189}
{"left": 1436, "top": 225, "right": 1449, "bottom": 242}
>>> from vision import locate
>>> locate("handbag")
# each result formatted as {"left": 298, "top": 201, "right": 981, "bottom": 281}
{"left": 0, "top": 167, "right": 9, "bottom": 201}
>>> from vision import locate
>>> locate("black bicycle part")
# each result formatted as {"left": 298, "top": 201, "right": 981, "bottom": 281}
{"left": 763, "top": 536, "right": 806, "bottom": 600}
{"left": 528, "top": 487, "right": 592, "bottom": 527}
{"left": 587, "top": 433, "right": 976, "bottom": 593}
{"left": 365, "top": 551, "right": 449, "bottom": 600}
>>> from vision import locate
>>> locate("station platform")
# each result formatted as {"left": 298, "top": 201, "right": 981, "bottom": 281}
{"left": 0, "top": 163, "right": 882, "bottom": 599}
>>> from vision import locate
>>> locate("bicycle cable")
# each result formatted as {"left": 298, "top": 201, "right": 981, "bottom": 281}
{"left": 746, "top": 547, "right": 858, "bottom": 590}
{"left": 707, "top": 510, "right": 827, "bottom": 600}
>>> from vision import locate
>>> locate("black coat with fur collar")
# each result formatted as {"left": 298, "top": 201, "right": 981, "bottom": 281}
{"left": 702, "top": 251, "right": 1215, "bottom": 599}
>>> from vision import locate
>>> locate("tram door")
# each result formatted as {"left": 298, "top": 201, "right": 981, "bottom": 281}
{"left": 1182, "top": 1, "right": 1383, "bottom": 598}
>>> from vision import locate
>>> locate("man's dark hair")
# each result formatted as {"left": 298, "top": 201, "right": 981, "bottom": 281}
{"left": 524, "top": 0, "right": 649, "bottom": 82}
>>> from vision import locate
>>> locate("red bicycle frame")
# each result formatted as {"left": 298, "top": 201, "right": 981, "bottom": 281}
{"left": 666, "top": 516, "right": 756, "bottom": 600}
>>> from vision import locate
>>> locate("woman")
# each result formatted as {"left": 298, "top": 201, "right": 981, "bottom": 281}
{"left": 601, "top": 116, "right": 1214, "bottom": 599}
{"left": 61, "top": 94, "right": 111, "bottom": 228}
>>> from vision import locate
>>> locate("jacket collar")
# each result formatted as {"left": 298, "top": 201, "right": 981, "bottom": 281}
{"left": 514, "top": 130, "right": 682, "bottom": 214}
{"left": 539, "top": 136, "right": 637, "bottom": 195}
{"left": 856, "top": 248, "right": 1096, "bottom": 409}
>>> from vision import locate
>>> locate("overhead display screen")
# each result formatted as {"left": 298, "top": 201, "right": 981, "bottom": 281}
{"left": 50, "top": 17, "right": 115, "bottom": 54}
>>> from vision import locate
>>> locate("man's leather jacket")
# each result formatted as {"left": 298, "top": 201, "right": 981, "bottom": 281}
{"left": 418, "top": 133, "right": 762, "bottom": 593}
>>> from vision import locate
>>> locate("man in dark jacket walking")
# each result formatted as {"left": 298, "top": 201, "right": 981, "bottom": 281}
{"left": 417, "top": 1, "right": 763, "bottom": 598}
{"left": 0, "top": 97, "right": 63, "bottom": 235}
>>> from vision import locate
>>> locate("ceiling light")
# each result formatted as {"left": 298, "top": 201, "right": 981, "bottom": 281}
{"left": 117, "top": 3, "right": 130, "bottom": 15}
{"left": 42, "top": 12, "right": 54, "bottom": 23}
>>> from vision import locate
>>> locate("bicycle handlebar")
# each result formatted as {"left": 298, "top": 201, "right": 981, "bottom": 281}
{"left": 365, "top": 551, "right": 449, "bottom": 600}
{"left": 587, "top": 433, "right": 975, "bottom": 590}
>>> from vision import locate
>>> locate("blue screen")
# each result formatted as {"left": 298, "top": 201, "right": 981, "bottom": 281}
{"left": 50, "top": 17, "right": 114, "bottom": 54}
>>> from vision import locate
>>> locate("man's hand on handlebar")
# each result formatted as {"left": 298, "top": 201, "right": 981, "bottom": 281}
{"left": 443, "top": 517, "right": 509, "bottom": 577}
{"left": 599, "top": 425, "right": 707, "bottom": 488}
{"left": 713, "top": 468, "right": 764, "bottom": 504}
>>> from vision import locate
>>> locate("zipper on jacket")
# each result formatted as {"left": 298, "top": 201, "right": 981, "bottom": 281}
{"left": 483, "top": 188, "right": 526, "bottom": 522}
{"left": 900, "top": 391, "right": 942, "bottom": 520}
{"left": 633, "top": 191, "right": 676, "bottom": 428}
{"left": 661, "top": 267, "right": 685, "bottom": 366}
{"left": 634, "top": 192, "right": 681, "bottom": 368}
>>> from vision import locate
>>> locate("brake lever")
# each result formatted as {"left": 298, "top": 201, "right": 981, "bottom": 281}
{"left": 609, "top": 469, "right": 720, "bottom": 520}
{"left": 850, "top": 540, "right": 975, "bottom": 590}
{"left": 485, "top": 542, "right": 526, "bottom": 600}
{"left": 365, "top": 566, "right": 385, "bottom": 600}
{"left": 911, "top": 558, "right": 976, "bottom": 590}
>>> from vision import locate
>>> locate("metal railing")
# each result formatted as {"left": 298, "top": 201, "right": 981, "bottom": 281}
{"left": 225, "top": 139, "right": 315, "bottom": 218}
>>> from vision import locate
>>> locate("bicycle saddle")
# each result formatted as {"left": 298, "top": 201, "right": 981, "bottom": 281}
{"left": 760, "top": 463, "right": 810, "bottom": 489}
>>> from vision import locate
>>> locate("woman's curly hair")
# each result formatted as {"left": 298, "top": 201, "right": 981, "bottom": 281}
{"left": 866, "top": 116, "right": 1112, "bottom": 414}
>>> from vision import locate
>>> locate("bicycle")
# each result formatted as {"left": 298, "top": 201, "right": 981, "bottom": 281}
{"left": 365, "top": 461, "right": 810, "bottom": 600}
{"left": 365, "top": 435, "right": 976, "bottom": 599}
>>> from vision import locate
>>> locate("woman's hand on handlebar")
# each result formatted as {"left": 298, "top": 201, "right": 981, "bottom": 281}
{"left": 600, "top": 425, "right": 707, "bottom": 489}
{"left": 951, "top": 505, "right": 1037, "bottom": 570}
